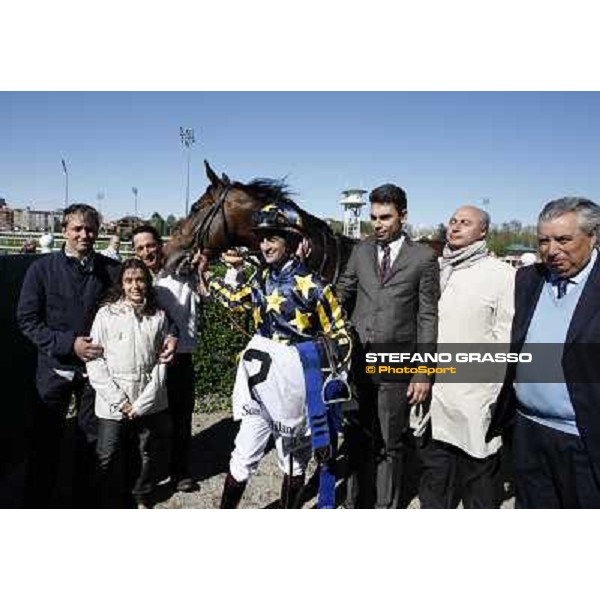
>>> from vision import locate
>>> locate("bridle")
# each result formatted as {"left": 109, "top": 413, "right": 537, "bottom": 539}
{"left": 190, "top": 184, "right": 233, "bottom": 254}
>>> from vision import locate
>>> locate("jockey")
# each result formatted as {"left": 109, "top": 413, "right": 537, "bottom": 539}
{"left": 198, "top": 201, "right": 352, "bottom": 508}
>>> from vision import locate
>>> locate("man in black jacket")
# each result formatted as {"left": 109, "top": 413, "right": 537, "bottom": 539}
{"left": 488, "top": 197, "right": 600, "bottom": 508}
{"left": 17, "top": 204, "right": 119, "bottom": 507}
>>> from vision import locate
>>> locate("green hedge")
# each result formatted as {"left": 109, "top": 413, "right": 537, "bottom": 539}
{"left": 192, "top": 265, "right": 255, "bottom": 412}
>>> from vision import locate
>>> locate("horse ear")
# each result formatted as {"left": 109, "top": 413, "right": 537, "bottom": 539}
{"left": 221, "top": 172, "right": 231, "bottom": 185}
{"left": 204, "top": 160, "right": 221, "bottom": 186}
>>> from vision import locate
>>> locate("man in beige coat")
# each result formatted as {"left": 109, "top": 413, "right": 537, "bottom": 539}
{"left": 419, "top": 205, "right": 515, "bottom": 508}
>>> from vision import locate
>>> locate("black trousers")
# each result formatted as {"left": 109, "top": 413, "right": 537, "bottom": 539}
{"left": 24, "top": 368, "right": 98, "bottom": 508}
{"left": 419, "top": 439, "right": 502, "bottom": 509}
{"left": 513, "top": 414, "right": 600, "bottom": 508}
{"left": 96, "top": 410, "right": 170, "bottom": 508}
{"left": 166, "top": 353, "right": 196, "bottom": 482}
{"left": 345, "top": 381, "right": 411, "bottom": 508}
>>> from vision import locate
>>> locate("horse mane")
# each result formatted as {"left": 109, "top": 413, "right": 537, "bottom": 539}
{"left": 188, "top": 175, "right": 336, "bottom": 237}
{"left": 240, "top": 178, "right": 293, "bottom": 204}
{"left": 189, "top": 177, "right": 293, "bottom": 214}
{"left": 239, "top": 178, "right": 333, "bottom": 233}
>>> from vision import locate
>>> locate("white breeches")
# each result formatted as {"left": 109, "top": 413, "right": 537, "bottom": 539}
{"left": 229, "top": 413, "right": 312, "bottom": 482}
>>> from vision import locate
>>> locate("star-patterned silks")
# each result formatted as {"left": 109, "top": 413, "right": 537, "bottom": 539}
{"left": 265, "top": 288, "right": 286, "bottom": 314}
{"left": 294, "top": 273, "right": 317, "bottom": 299}
{"left": 289, "top": 308, "right": 311, "bottom": 333}
{"left": 209, "top": 257, "right": 351, "bottom": 363}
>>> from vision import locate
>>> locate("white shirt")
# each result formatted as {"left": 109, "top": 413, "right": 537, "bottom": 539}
{"left": 154, "top": 272, "right": 199, "bottom": 354}
{"left": 548, "top": 249, "right": 597, "bottom": 298}
{"left": 376, "top": 234, "right": 405, "bottom": 268}
{"left": 100, "top": 248, "right": 122, "bottom": 262}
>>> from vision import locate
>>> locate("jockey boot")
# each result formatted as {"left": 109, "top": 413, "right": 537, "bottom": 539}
{"left": 220, "top": 473, "right": 247, "bottom": 509}
{"left": 280, "top": 474, "right": 305, "bottom": 509}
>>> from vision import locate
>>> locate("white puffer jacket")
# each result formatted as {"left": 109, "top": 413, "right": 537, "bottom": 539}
{"left": 87, "top": 301, "right": 169, "bottom": 420}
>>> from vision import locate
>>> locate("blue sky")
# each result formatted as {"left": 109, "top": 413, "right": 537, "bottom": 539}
{"left": 2, "top": 91, "right": 599, "bottom": 227}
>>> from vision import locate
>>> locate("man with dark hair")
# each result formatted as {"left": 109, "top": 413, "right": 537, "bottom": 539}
{"left": 337, "top": 183, "right": 440, "bottom": 508}
{"left": 131, "top": 224, "right": 198, "bottom": 493}
{"left": 199, "top": 202, "right": 352, "bottom": 509}
{"left": 488, "top": 197, "right": 600, "bottom": 508}
{"left": 369, "top": 183, "right": 408, "bottom": 210}
{"left": 17, "top": 203, "right": 119, "bottom": 507}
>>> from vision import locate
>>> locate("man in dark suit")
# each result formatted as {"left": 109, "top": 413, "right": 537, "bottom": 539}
{"left": 17, "top": 204, "right": 120, "bottom": 507}
{"left": 337, "top": 184, "right": 439, "bottom": 508}
{"left": 488, "top": 197, "right": 600, "bottom": 508}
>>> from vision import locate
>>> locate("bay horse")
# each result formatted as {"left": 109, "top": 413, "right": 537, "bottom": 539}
{"left": 163, "top": 161, "right": 357, "bottom": 283}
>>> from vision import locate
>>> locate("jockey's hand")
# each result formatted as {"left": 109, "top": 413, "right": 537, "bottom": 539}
{"left": 314, "top": 445, "right": 332, "bottom": 464}
{"left": 407, "top": 380, "right": 431, "bottom": 405}
{"left": 296, "top": 238, "right": 312, "bottom": 261}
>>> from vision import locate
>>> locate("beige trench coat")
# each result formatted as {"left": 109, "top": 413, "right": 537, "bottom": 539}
{"left": 430, "top": 256, "right": 515, "bottom": 458}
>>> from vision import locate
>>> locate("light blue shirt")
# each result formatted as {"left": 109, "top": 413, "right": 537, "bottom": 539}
{"left": 515, "top": 250, "right": 597, "bottom": 436}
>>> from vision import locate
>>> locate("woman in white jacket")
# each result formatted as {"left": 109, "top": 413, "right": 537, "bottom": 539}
{"left": 87, "top": 258, "right": 171, "bottom": 508}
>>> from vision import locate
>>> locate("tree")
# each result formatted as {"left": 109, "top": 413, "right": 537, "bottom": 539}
{"left": 432, "top": 223, "right": 447, "bottom": 241}
{"left": 165, "top": 214, "right": 178, "bottom": 235}
{"left": 149, "top": 212, "right": 166, "bottom": 237}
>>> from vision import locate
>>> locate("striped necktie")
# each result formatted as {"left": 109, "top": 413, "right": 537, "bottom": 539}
{"left": 380, "top": 244, "right": 391, "bottom": 282}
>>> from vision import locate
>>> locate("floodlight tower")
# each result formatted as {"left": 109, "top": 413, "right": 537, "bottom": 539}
{"left": 180, "top": 127, "right": 196, "bottom": 216}
{"left": 132, "top": 187, "right": 139, "bottom": 217}
{"left": 340, "top": 189, "right": 367, "bottom": 239}
{"left": 96, "top": 192, "right": 104, "bottom": 215}
{"left": 61, "top": 159, "right": 69, "bottom": 207}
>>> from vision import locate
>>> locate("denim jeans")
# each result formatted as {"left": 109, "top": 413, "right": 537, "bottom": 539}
{"left": 96, "top": 410, "right": 170, "bottom": 507}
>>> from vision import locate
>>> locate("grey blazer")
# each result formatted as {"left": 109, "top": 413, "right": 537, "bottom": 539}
{"left": 336, "top": 236, "right": 439, "bottom": 348}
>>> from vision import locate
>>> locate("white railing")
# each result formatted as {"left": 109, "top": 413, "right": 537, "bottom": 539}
{"left": 0, "top": 231, "right": 135, "bottom": 256}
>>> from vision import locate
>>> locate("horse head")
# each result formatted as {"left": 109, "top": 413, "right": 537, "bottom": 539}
{"left": 163, "top": 161, "right": 356, "bottom": 282}
{"left": 163, "top": 160, "right": 264, "bottom": 272}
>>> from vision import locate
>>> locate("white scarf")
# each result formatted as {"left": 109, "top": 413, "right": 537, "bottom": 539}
{"left": 439, "top": 240, "right": 488, "bottom": 292}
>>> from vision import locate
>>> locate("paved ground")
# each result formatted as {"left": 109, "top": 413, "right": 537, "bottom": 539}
{"left": 1, "top": 410, "right": 515, "bottom": 509}
{"left": 155, "top": 411, "right": 344, "bottom": 509}
{"left": 155, "top": 411, "right": 515, "bottom": 509}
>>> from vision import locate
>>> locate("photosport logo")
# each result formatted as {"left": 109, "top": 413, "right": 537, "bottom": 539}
{"left": 365, "top": 364, "right": 459, "bottom": 376}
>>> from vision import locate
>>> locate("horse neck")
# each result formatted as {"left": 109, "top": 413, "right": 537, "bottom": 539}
{"left": 299, "top": 216, "right": 334, "bottom": 281}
